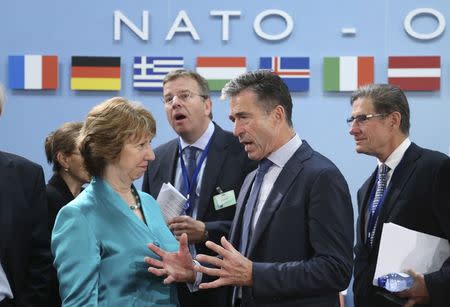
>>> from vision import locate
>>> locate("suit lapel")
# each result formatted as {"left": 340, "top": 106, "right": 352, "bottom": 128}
{"left": 377, "top": 143, "right": 421, "bottom": 227}
{"left": 154, "top": 140, "right": 178, "bottom": 194}
{"left": 93, "top": 178, "right": 150, "bottom": 232}
{"left": 247, "top": 142, "right": 311, "bottom": 256}
{"left": 197, "top": 124, "right": 230, "bottom": 220}
{"left": 229, "top": 171, "right": 255, "bottom": 246}
{"left": 358, "top": 171, "right": 376, "bottom": 243}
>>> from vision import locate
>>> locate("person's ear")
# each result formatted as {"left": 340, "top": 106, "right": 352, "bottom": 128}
{"left": 56, "top": 152, "right": 70, "bottom": 171}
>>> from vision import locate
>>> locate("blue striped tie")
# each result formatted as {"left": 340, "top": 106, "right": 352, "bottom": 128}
{"left": 368, "top": 163, "right": 390, "bottom": 246}
{"left": 183, "top": 146, "right": 199, "bottom": 215}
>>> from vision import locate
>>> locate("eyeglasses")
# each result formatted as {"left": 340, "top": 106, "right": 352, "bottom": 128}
{"left": 163, "top": 91, "right": 207, "bottom": 105}
{"left": 346, "top": 113, "right": 386, "bottom": 126}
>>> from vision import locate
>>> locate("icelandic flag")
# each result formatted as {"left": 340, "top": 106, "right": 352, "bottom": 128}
{"left": 259, "top": 57, "right": 310, "bottom": 92}
{"left": 9, "top": 55, "right": 58, "bottom": 90}
{"left": 133, "top": 56, "right": 184, "bottom": 91}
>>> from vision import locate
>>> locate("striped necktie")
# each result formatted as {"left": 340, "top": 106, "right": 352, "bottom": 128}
{"left": 367, "top": 163, "right": 390, "bottom": 246}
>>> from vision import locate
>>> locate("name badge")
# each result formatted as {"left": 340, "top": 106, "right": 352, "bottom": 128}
{"left": 213, "top": 190, "right": 236, "bottom": 210}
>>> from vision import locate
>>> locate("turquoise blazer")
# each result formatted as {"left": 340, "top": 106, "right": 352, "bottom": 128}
{"left": 51, "top": 177, "right": 179, "bottom": 307}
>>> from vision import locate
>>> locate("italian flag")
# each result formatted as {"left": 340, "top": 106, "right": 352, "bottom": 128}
{"left": 196, "top": 57, "right": 246, "bottom": 91}
{"left": 323, "top": 56, "right": 374, "bottom": 91}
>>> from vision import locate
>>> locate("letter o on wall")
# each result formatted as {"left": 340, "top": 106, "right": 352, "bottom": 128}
{"left": 253, "top": 9, "right": 293, "bottom": 41}
{"left": 404, "top": 8, "right": 446, "bottom": 40}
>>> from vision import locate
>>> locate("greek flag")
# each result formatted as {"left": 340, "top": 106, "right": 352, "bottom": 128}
{"left": 133, "top": 56, "right": 184, "bottom": 91}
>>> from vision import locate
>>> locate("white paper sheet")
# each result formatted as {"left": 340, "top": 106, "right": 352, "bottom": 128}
{"left": 156, "top": 182, "right": 186, "bottom": 222}
{"left": 373, "top": 222, "right": 450, "bottom": 285}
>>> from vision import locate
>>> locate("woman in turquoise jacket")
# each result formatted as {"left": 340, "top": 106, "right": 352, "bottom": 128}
{"left": 52, "top": 97, "right": 179, "bottom": 307}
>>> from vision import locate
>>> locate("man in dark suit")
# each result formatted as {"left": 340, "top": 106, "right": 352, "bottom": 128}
{"left": 146, "top": 70, "right": 354, "bottom": 307}
{"left": 349, "top": 84, "right": 450, "bottom": 307}
{"left": 0, "top": 84, "right": 52, "bottom": 307}
{"left": 142, "top": 70, "right": 254, "bottom": 307}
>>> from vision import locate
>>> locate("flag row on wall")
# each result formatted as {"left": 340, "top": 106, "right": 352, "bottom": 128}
{"left": 7, "top": 55, "right": 441, "bottom": 92}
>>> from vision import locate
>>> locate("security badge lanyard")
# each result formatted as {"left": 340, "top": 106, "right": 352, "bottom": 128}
{"left": 366, "top": 173, "right": 390, "bottom": 245}
{"left": 178, "top": 137, "right": 213, "bottom": 212}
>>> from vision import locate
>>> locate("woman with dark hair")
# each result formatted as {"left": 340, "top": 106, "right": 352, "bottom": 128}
{"left": 45, "top": 121, "right": 90, "bottom": 231}
{"left": 45, "top": 121, "right": 90, "bottom": 307}
{"left": 51, "top": 97, "right": 179, "bottom": 306}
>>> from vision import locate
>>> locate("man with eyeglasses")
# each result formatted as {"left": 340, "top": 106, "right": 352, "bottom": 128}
{"left": 142, "top": 69, "right": 255, "bottom": 307}
{"left": 349, "top": 84, "right": 450, "bottom": 307}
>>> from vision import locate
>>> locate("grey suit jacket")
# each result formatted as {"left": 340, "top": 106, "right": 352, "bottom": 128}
{"left": 229, "top": 141, "right": 354, "bottom": 307}
{"left": 353, "top": 143, "right": 450, "bottom": 307}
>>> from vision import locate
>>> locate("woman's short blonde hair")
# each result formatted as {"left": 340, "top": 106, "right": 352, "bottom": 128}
{"left": 79, "top": 97, "right": 156, "bottom": 177}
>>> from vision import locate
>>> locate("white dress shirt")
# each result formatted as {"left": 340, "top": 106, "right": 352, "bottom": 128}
{"left": 364, "top": 137, "right": 411, "bottom": 235}
{"left": 174, "top": 121, "right": 215, "bottom": 219}
{"left": 251, "top": 134, "right": 302, "bottom": 230}
{"left": 0, "top": 261, "right": 13, "bottom": 301}
{"left": 378, "top": 137, "right": 411, "bottom": 187}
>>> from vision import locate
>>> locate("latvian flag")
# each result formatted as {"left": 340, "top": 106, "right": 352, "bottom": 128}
{"left": 388, "top": 56, "right": 440, "bottom": 91}
{"left": 8, "top": 55, "right": 58, "bottom": 90}
{"left": 71, "top": 56, "right": 121, "bottom": 91}
{"left": 196, "top": 57, "right": 246, "bottom": 91}
{"left": 133, "top": 56, "right": 183, "bottom": 91}
{"left": 323, "top": 56, "right": 374, "bottom": 91}
{"left": 259, "top": 57, "right": 310, "bottom": 92}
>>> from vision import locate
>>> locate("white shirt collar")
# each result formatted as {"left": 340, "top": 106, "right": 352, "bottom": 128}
{"left": 378, "top": 137, "right": 411, "bottom": 172}
{"left": 267, "top": 133, "right": 302, "bottom": 168}
{"left": 179, "top": 121, "right": 215, "bottom": 151}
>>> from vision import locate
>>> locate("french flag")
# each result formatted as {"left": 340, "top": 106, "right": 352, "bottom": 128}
{"left": 9, "top": 55, "right": 58, "bottom": 90}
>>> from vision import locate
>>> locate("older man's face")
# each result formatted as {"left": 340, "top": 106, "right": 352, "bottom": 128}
{"left": 349, "top": 97, "right": 393, "bottom": 160}
{"left": 229, "top": 89, "right": 279, "bottom": 161}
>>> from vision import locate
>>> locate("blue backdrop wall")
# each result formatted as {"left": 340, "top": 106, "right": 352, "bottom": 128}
{"left": 1, "top": 1, "right": 449, "bottom": 304}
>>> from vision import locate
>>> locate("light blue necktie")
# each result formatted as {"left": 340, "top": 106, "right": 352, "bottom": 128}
{"left": 239, "top": 158, "right": 273, "bottom": 256}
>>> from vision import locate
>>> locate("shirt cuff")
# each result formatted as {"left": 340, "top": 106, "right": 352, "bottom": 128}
{"left": 186, "top": 259, "right": 203, "bottom": 292}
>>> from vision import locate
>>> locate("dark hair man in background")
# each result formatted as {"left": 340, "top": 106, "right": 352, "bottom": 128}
{"left": 146, "top": 70, "right": 354, "bottom": 307}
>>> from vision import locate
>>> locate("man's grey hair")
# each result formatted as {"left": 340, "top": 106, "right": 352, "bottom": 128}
{"left": 221, "top": 70, "right": 293, "bottom": 127}
{"left": 350, "top": 83, "right": 410, "bottom": 135}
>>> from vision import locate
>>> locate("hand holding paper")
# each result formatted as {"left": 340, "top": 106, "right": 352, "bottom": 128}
{"left": 156, "top": 182, "right": 186, "bottom": 222}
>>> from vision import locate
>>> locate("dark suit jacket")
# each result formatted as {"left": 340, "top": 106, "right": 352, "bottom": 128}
{"left": 353, "top": 143, "right": 450, "bottom": 307}
{"left": 142, "top": 123, "right": 256, "bottom": 307}
{"left": 229, "top": 141, "right": 354, "bottom": 307}
{"left": 46, "top": 173, "right": 76, "bottom": 307}
{"left": 0, "top": 151, "right": 52, "bottom": 307}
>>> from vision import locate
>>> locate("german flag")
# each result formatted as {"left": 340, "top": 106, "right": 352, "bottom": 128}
{"left": 71, "top": 56, "right": 121, "bottom": 90}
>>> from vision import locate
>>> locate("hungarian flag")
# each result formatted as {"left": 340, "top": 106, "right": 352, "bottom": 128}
{"left": 71, "top": 56, "right": 121, "bottom": 91}
{"left": 196, "top": 57, "right": 246, "bottom": 91}
{"left": 8, "top": 55, "right": 58, "bottom": 90}
{"left": 388, "top": 56, "right": 440, "bottom": 91}
{"left": 323, "top": 56, "right": 374, "bottom": 91}
{"left": 259, "top": 57, "right": 310, "bottom": 92}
